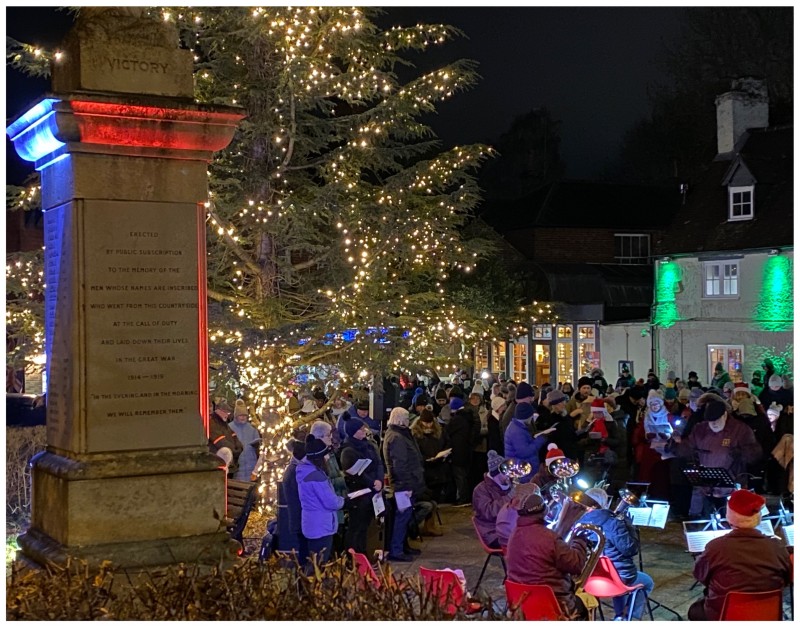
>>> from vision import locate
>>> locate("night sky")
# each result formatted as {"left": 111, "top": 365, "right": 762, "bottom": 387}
{"left": 5, "top": 6, "right": 682, "bottom": 185}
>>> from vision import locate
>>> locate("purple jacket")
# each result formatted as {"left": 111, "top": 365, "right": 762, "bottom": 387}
{"left": 471, "top": 474, "right": 513, "bottom": 547}
{"left": 694, "top": 528, "right": 791, "bottom": 620}
{"left": 296, "top": 458, "right": 345, "bottom": 540}
{"left": 507, "top": 514, "right": 590, "bottom": 618}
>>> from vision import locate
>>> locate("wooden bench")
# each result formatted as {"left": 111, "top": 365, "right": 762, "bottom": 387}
{"left": 226, "top": 479, "right": 257, "bottom": 545}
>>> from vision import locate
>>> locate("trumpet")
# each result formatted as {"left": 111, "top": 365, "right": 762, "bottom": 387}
{"left": 566, "top": 522, "right": 606, "bottom": 589}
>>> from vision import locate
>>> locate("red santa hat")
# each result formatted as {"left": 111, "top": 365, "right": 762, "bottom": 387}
{"left": 732, "top": 382, "right": 756, "bottom": 399}
{"left": 545, "top": 443, "right": 565, "bottom": 463}
{"left": 591, "top": 398, "right": 606, "bottom": 412}
{"left": 726, "top": 489, "right": 765, "bottom": 529}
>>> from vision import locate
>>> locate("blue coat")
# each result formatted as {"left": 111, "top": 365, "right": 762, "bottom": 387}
{"left": 504, "top": 418, "right": 547, "bottom": 467}
{"left": 580, "top": 508, "right": 640, "bottom": 582}
{"left": 296, "top": 458, "right": 345, "bottom": 539}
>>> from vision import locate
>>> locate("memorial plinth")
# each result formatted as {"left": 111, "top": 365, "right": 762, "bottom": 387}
{"left": 6, "top": 11, "right": 246, "bottom": 570}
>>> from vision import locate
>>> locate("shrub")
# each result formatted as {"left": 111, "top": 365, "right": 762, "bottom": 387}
{"left": 6, "top": 426, "right": 46, "bottom": 535}
{"left": 6, "top": 554, "right": 505, "bottom": 620}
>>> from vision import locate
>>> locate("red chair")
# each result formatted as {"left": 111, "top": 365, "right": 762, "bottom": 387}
{"left": 471, "top": 516, "right": 507, "bottom": 594}
{"left": 348, "top": 548, "right": 405, "bottom": 591}
{"left": 420, "top": 566, "right": 482, "bottom": 616}
{"left": 719, "top": 589, "right": 783, "bottom": 621}
{"left": 504, "top": 580, "right": 564, "bottom": 620}
{"left": 582, "top": 555, "right": 654, "bottom": 621}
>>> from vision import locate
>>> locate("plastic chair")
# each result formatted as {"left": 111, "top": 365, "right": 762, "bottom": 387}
{"left": 504, "top": 580, "right": 564, "bottom": 620}
{"left": 718, "top": 589, "right": 783, "bottom": 621}
{"left": 471, "top": 516, "right": 507, "bottom": 594}
{"left": 420, "top": 566, "right": 483, "bottom": 616}
{"left": 582, "top": 555, "right": 654, "bottom": 621}
{"left": 348, "top": 548, "right": 405, "bottom": 591}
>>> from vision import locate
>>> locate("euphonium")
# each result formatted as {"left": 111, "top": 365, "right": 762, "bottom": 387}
{"left": 551, "top": 489, "right": 601, "bottom": 539}
{"left": 566, "top": 522, "right": 606, "bottom": 589}
{"left": 613, "top": 488, "right": 640, "bottom": 519}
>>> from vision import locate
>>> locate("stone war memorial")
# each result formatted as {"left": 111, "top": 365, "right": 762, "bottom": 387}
{"left": 6, "top": 9, "right": 245, "bottom": 569}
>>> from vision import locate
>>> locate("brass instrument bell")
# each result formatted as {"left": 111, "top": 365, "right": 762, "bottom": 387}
{"left": 613, "top": 487, "right": 640, "bottom": 517}
{"left": 499, "top": 458, "right": 532, "bottom": 483}
{"left": 547, "top": 456, "right": 581, "bottom": 479}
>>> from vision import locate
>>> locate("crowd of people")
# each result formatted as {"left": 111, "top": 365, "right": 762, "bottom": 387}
{"left": 207, "top": 360, "right": 793, "bottom": 619}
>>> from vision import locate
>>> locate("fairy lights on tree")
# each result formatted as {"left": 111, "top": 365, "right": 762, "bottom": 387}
{"left": 7, "top": 7, "right": 558, "bottom": 514}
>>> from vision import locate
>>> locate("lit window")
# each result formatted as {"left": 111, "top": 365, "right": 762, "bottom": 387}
{"left": 703, "top": 261, "right": 739, "bottom": 298}
{"left": 728, "top": 185, "right": 754, "bottom": 221}
{"left": 532, "top": 325, "right": 552, "bottom": 339}
{"left": 614, "top": 233, "right": 650, "bottom": 264}
{"left": 708, "top": 345, "right": 744, "bottom": 384}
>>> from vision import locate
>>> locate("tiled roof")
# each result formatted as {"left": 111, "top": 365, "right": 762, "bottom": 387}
{"left": 654, "top": 126, "right": 793, "bottom": 255}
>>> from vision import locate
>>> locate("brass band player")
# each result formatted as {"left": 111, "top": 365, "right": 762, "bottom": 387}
{"left": 579, "top": 487, "right": 655, "bottom": 620}
{"left": 506, "top": 492, "right": 592, "bottom": 619}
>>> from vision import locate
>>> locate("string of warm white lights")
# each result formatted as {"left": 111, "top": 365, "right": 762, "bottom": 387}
{"left": 7, "top": 7, "right": 558, "bottom": 516}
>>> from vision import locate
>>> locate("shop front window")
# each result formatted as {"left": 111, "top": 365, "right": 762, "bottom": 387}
{"left": 534, "top": 344, "right": 551, "bottom": 386}
{"left": 512, "top": 342, "right": 528, "bottom": 382}
{"left": 492, "top": 342, "right": 507, "bottom": 377}
{"left": 557, "top": 341, "right": 574, "bottom": 386}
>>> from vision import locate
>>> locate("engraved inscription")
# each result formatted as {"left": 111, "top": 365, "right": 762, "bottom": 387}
{"left": 106, "top": 58, "right": 169, "bottom": 73}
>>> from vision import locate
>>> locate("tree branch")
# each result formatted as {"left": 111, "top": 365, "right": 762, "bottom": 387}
{"left": 206, "top": 207, "right": 263, "bottom": 277}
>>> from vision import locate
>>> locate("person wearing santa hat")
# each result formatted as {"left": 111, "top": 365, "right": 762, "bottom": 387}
{"left": 688, "top": 489, "right": 791, "bottom": 621}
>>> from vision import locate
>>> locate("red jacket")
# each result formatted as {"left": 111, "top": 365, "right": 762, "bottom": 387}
{"left": 471, "top": 474, "right": 512, "bottom": 547}
{"left": 506, "top": 513, "right": 590, "bottom": 618}
{"left": 694, "top": 527, "right": 791, "bottom": 620}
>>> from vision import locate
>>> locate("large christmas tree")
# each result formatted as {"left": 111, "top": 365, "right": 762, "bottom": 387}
{"left": 7, "top": 7, "right": 556, "bottom": 511}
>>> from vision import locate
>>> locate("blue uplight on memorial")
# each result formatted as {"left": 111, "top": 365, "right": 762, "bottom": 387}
{"left": 6, "top": 98, "right": 66, "bottom": 166}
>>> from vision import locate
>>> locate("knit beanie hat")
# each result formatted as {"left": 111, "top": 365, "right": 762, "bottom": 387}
{"left": 545, "top": 443, "right": 565, "bottom": 464}
{"left": 722, "top": 381, "right": 735, "bottom": 394}
{"left": 688, "top": 387, "right": 705, "bottom": 403}
{"left": 414, "top": 395, "right": 430, "bottom": 408}
{"left": 487, "top": 450, "right": 505, "bottom": 476}
{"left": 491, "top": 396, "right": 507, "bottom": 412}
{"left": 356, "top": 400, "right": 370, "bottom": 412}
{"left": 305, "top": 434, "right": 329, "bottom": 458}
{"left": 291, "top": 440, "right": 307, "bottom": 461}
{"left": 767, "top": 403, "right": 783, "bottom": 420}
{"left": 546, "top": 389, "right": 568, "bottom": 405}
{"left": 233, "top": 399, "right": 248, "bottom": 417}
{"left": 472, "top": 383, "right": 485, "bottom": 396}
{"left": 344, "top": 416, "right": 367, "bottom": 439}
{"left": 513, "top": 402, "right": 535, "bottom": 422}
{"left": 435, "top": 389, "right": 447, "bottom": 401}
{"left": 419, "top": 409, "right": 435, "bottom": 423}
{"left": 704, "top": 398, "right": 727, "bottom": 422}
{"left": 647, "top": 389, "right": 664, "bottom": 411}
{"left": 449, "top": 397, "right": 465, "bottom": 411}
{"left": 215, "top": 398, "right": 232, "bottom": 414}
{"left": 678, "top": 388, "right": 691, "bottom": 402}
{"left": 726, "top": 490, "right": 765, "bottom": 529}
{"left": 769, "top": 374, "right": 784, "bottom": 390}
{"left": 516, "top": 382, "right": 534, "bottom": 400}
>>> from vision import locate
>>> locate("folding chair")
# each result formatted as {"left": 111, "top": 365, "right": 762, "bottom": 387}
{"left": 471, "top": 516, "right": 507, "bottom": 594}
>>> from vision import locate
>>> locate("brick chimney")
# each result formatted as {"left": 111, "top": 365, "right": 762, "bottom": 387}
{"left": 715, "top": 77, "right": 769, "bottom": 155}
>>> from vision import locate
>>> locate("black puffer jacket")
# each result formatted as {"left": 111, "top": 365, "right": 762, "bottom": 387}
{"left": 579, "top": 507, "right": 640, "bottom": 583}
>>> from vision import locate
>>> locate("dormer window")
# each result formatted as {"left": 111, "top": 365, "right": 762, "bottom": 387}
{"left": 728, "top": 185, "right": 754, "bottom": 221}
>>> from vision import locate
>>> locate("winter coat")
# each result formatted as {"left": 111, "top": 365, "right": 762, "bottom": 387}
{"left": 693, "top": 528, "right": 791, "bottom": 620}
{"left": 615, "top": 374, "right": 636, "bottom": 390}
{"left": 447, "top": 408, "right": 477, "bottom": 468}
{"left": 208, "top": 411, "right": 243, "bottom": 471}
{"left": 471, "top": 474, "right": 513, "bottom": 547}
{"left": 339, "top": 435, "right": 384, "bottom": 489}
{"left": 495, "top": 502, "right": 518, "bottom": 548}
{"left": 295, "top": 458, "right": 345, "bottom": 540}
{"left": 504, "top": 418, "right": 548, "bottom": 468}
{"left": 500, "top": 400, "right": 517, "bottom": 437}
{"left": 549, "top": 412, "right": 585, "bottom": 461}
{"left": 759, "top": 386, "right": 793, "bottom": 411}
{"left": 566, "top": 393, "right": 593, "bottom": 430}
{"left": 277, "top": 457, "right": 303, "bottom": 551}
{"left": 591, "top": 375, "right": 609, "bottom": 396}
{"left": 709, "top": 371, "right": 731, "bottom": 390}
{"left": 382, "top": 424, "right": 426, "bottom": 498}
{"left": 671, "top": 416, "right": 761, "bottom": 495}
{"left": 579, "top": 508, "right": 639, "bottom": 583}
{"left": 412, "top": 427, "right": 450, "bottom": 487}
{"left": 229, "top": 419, "right": 261, "bottom": 481}
{"left": 487, "top": 413, "right": 503, "bottom": 454}
{"left": 506, "top": 513, "right": 590, "bottom": 618}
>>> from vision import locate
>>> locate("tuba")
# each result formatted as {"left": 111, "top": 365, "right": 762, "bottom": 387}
{"left": 566, "top": 522, "right": 606, "bottom": 589}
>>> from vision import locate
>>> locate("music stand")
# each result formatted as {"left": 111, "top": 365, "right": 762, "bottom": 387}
{"left": 630, "top": 500, "right": 682, "bottom": 620}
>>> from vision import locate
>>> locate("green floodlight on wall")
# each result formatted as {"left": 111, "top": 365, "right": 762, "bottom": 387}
{"left": 652, "top": 259, "right": 682, "bottom": 328}
{"left": 753, "top": 253, "right": 793, "bottom": 332}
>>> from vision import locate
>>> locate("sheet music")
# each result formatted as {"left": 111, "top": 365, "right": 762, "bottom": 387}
{"left": 684, "top": 529, "right": 729, "bottom": 553}
{"left": 628, "top": 501, "right": 670, "bottom": 528}
{"left": 755, "top": 519, "right": 774, "bottom": 536}
{"left": 628, "top": 507, "right": 653, "bottom": 527}
{"left": 783, "top": 524, "right": 794, "bottom": 547}
{"left": 649, "top": 503, "right": 670, "bottom": 529}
